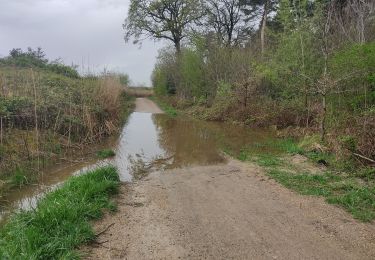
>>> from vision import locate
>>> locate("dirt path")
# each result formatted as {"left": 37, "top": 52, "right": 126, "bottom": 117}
{"left": 134, "top": 97, "right": 163, "bottom": 114}
{"left": 83, "top": 159, "right": 375, "bottom": 260}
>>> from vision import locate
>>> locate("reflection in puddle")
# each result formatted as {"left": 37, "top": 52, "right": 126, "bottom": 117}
{"left": 0, "top": 111, "right": 276, "bottom": 223}
{"left": 115, "top": 112, "right": 166, "bottom": 181}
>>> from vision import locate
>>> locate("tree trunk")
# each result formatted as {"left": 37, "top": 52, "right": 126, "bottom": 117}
{"left": 175, "top": 39, "right": 181, "bottom": 54}
{"left": 260, "top": 0, "right": 269, "bottom": 55}
{"left": 320, "top": 93, "right": 327, "bottom": 142}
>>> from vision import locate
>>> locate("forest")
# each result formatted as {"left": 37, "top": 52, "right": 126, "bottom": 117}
{"left": 125, "top": 0, "right": 375, "bottom": 164}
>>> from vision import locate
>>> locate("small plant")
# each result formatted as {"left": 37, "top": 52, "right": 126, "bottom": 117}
{"left": 237, "top": 149, "right": 250, "bottom": 161}
{"left": 276, "top": 138, "right": 304, "bottom": 155}
{"left": 97, "top": 149, "right": 116, "bottom": 159}
{"left": 9, "top": 168, "right": 33, "bottom": 188}
{"left": 340, "top": 135, "right": 357, "bottom": 152}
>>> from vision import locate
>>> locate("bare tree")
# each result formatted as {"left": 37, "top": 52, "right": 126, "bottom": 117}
{"left": 241, "top": 0, "right": 278, "bottom": 54}
{"left": 205, "top": 0, "right": 253, "bottom": 46}
{"left": 333, "top": 0, "right": 375, "bottom": 44}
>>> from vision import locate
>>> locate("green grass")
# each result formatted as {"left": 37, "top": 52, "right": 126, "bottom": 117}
{"left": 274, "top": 138, "right": 304, "bottom": 155}
{"left": 237, "top": 150, "right": 282, "bottom": 167}
{"left": 96, "top": 149, "right": 116, "bottom": 159}
{"left": 268, "top": 169, "right": 375, "bottom": 222}
{"left": 150, "top": 96, "right": 178, "bottom": 117}
{"left": 229, "top": 137, "right": 375, "bottom": 222}
{"left": 255, "top": 154, "right": 283, "bottom": 167}
{"left": 327, "top": 187, "right": 375, "bottom": 222}
{"left": 0, "top": 166, "right": 120, "bottom": 259}
{"left": 268, "top": 169, "right": 337, "bottom": 196}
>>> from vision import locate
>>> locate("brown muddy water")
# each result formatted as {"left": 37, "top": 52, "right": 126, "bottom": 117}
{"left": 0, "top": 112, "right": 277, "bottom": 224}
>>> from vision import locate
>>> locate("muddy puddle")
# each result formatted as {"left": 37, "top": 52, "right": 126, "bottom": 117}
{"left": 0, "top": 111, "right": 277, "bottom": 223}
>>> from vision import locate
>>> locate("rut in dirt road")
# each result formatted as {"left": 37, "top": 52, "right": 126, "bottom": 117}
{"left": 82, "top": 98, "right": 375, "bottom": 260}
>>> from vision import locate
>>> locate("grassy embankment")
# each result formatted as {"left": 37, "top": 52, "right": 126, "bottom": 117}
{"left": 150, "top": 96, "right": 178, "bottom": 117}
{"left": 223, "top": 136, "right": 375, "bottom": 222}
{"left": 0, "top": 65, "right": 133, "bottom": 196}
{"left": 0, "top": 166, "right": 120, "bottom": 259}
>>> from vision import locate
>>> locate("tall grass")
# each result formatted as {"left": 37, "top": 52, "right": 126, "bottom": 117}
{"left": 0, "top": 67, "right": 131, "bottom": 194}
{"left": 0, "top": 166, "right": 120, "bottom": 259}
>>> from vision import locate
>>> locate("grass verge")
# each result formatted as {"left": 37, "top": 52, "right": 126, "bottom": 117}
{"left": 150, "top": 96, "right": 178, "bottom": 117}
{"left": 268, "top": 169, "right": 375, "bottom": 221}
{"left": 0, "top": 165, "right": 120, "bottom": 259}
{"left": 228, "top": 138, "right": 375, "bottom": 222}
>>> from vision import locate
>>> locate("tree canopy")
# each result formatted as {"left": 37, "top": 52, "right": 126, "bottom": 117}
{"left": 124, "top": 0, "right": 205, "bottom": 52}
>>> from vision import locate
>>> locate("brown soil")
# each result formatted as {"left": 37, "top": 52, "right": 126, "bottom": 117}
{"left": 134, "top": 98, "right": 163, "bottom": 114}
{"left": 82, "top": 159, "right": 375, "bottom": 260}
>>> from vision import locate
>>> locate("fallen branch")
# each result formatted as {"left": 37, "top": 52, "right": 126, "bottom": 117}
{"left": 353, "top": 153, "right": 375, "bottom": 164}
{"left": 95, "top": 223, "right": 115, "bottom": 237}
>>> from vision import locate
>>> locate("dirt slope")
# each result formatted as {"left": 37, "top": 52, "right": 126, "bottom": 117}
{"left": 82, "top": 159, "right": 375, "bottom": 260}
{"left": 134, "top": 98, "right": 163, "bottom": 114}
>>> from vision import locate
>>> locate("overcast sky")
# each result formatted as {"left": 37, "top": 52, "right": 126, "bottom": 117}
{"left": 0, "top": 0, "right": 164, "bottom": 86}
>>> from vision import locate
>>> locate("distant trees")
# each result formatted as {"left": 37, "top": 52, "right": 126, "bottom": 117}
{"left": 0, "top": 47, "right": 79, "bottom": 78}
{"left": 7, "top": 47, "right": 48, "bottom": 68}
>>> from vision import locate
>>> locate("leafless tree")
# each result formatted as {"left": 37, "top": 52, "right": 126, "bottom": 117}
{"left": 333, "top": 0, "right": 375, "bottom": 44}
{"left": 205, "top": 0, "right": 252, "bottom": 46}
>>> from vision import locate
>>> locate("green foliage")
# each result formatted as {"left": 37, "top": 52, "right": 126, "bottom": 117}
{"left": 0, "top": 96, "right": 33, "bottom": 116}
{"left": 152, "top": 48, "right": 178, "bottom": 96}
{"left": 332, "top": 43, "right": 375, "bottom": 84}
{"left": 47, "top": 63, "right": 79, "bottom": 78}
{"left": 97, "top": 149, "right": 116, "bottom": 159}
{"left": 119, "top": 74, "right": 130, "bottom": 86}
{"left": 152, "top": 66, "right": 169, "bottom": 96}
{"left": 179, "top": 48, "right": 206, "bottom": 98}
{"left": 0, "top": 166, "right": 120, "bottom": 259}
{"left": 216, "top": 81, "right": 232, "bottom": 98}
